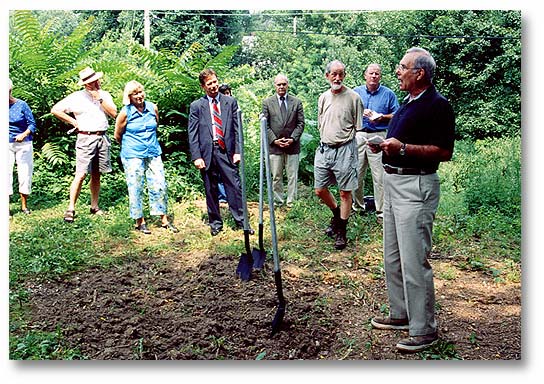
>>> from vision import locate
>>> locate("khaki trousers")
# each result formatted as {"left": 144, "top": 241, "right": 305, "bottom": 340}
{"left": 270, "top": 153, "right": 299, "bottom": 205}
{"left": 383, "top": 172, "right": 440, "bottom": 336}
{"left": 352, "top": 131, "right": 386, "bottom": 212}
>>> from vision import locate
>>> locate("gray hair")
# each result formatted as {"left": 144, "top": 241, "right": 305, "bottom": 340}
{"left": 325, "top": 60, "right": 346, "bottom": 74}
{"left": 274, "top": 73, "right": 289, "bottom": 85}
{"left": 9, "top": 78, "right": 13, "bottom": 90}
{"left": 407, "top": 47, "right": 436, "bottom": 82}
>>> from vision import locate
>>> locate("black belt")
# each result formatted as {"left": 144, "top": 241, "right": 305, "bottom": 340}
{"left": 213, "top": 141, "right": 226, "bottom": 152}
{"left": 357, "top": 128, "right": 386, "bottom": 133}
{"left": 383, "top": 164, "right": 436, "bottom": 175}
{"left": 78, "top": 130, "right": 105, "bottom": 135}
{"left": 320, "top": 139, "right": 352, "bottom": 150}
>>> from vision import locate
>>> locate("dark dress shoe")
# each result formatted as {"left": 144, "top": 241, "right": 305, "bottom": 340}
{"left": 135, "top": 223, "right": 151, "bottom": 234}
{"left": 210, "top": 227, "right": 222, "bottom": 236}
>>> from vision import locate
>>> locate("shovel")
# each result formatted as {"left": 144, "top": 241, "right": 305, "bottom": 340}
{"left": 235, "top": 109, "right": 253, "bottom": 281}
{"left": 251, "top": 116, "right": 267, "bottom": 270}
{"left": 261, "top": 115, "right": 286, "bottom": 335}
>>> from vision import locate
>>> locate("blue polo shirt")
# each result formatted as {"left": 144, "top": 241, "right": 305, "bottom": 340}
{"left": 120, "top": 101, "right": 162, "bottom": 159}
{"left": 383, "top": 85, "right": 455, "bottom": 170}
{"left": 353, "top": 84, "right": 399, "bottom": 132}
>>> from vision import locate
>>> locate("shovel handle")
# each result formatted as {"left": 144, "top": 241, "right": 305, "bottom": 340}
{"left": 258, "top": 117, "right": 265, "bottom": 225}
{"left": 237, "top": 110, "right": 250, "bottom": 232}
{"left": 261, "top": 116, "right": 281, "bottom": 273}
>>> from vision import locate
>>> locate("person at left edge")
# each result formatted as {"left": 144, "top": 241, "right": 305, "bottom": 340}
{"left": 9, "top": 78, "right": 36, "bottom": 215}
{"left": 188, "top": 68, "right": 244, "bottom": 236}
{"left": 114, "top": 80, "right": 178, "bottom": 235}
{"left": 51, "top": 66, "right": 117, "bottom": 223}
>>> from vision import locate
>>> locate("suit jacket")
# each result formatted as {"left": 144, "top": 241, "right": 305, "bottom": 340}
{"left": 262, "top": 94, "right": 305, "bottom": 155}
{"left": 188, "top": 94, "right": 240, "bottom": 171}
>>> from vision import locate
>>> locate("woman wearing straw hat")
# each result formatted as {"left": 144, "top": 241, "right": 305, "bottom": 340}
{"left": 51, "top": 66, "right": 117, "bottom": 223}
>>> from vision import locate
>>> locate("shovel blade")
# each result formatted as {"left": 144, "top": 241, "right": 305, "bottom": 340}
{"left": 271, "top": 303, "right": 286, "bottom": 336}
{"left": 270, "top": 270, "right": 286, "bottom": 336}
{"left": 236, "top": 253, "right": 252, "bottom": 281}
{"left": 251, "top": 248, "right": 266, "bottom": 270}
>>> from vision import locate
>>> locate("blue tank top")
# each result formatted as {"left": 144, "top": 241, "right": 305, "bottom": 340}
{"left": 120, "top": 101, "right": 162, "bottom": 159}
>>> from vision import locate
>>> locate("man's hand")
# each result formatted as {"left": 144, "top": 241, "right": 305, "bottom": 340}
{"left": 368, "top": 143, "right": 382, "bottom": 153}
{"left": 233, "top": 154, "right": 241, "bottom": 164}
{"left": 380, "top": 137, "right": 403, "bottom": 156}
{"left": 194, "top": 158, "right": 206, "bottom": 169}
{"left": 274, "top": 138, "right": 293, "bottom": 148}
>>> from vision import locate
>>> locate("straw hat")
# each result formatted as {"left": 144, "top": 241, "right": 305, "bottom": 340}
{"left": 77, "top": 66, "right": 103, "bottom": 86}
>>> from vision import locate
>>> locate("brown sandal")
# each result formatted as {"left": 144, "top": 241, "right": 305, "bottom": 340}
{"left": 90, "top": 207, "right": 105, "bottom": 215}
{"left": 64, "top": 210, "right": 75, "bottom": 223}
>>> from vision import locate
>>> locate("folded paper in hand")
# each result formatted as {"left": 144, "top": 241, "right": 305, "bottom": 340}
{"left": 369, "top": 111, "right": 383, "bottom": 121}
{"left": 366, "top": 135, "right": 384, "bottom": 145}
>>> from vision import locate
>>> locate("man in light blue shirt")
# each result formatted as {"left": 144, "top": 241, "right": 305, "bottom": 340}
{"left": 352, "top": 63, "right": 399, "bottom": 222}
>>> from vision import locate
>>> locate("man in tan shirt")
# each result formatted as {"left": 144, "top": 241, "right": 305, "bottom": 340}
{"left": 314, "top": 60, "right": 363, "bottom": 250}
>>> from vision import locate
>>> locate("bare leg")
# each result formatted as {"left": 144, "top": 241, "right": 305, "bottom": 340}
{"left": 20, "top": 193, "right": 28, "bottom": 211}
{"left": 68, "top": 172, "right": 87, "bottom": 211}
{"left": 315, "top": 188, "right": 338, "bottom": 210}
{"left": 89, "top": 169, "right": 101, "bottom": 210}
{"left": 339, "top": 190, "right": 353, "bottom": 220}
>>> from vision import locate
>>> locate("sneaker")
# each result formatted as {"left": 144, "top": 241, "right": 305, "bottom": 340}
{"left": 161, "top": 222, "right": 179, "bottom": 233}
{"left": 371, "top": 316, "right": 409, "bottom": 330}
{"left": 396, "top": 332, "right": 439, "bottom": 353}
{"left": 135, "top": 223, "right": 151, "bottom": 234}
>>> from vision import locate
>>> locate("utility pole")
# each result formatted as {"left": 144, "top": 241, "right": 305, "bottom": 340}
{"left": 144, "top": 10, "right": 150, "bottom": 49}
{"left": 293, "top": 16, "right": 297, "bottom": 37}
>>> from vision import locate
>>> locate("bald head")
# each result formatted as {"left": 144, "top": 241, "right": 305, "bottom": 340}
{"left": 274, "top": 73, "right": 289, "bottom": 97}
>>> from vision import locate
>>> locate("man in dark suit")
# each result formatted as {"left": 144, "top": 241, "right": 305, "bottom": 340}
{"left": 188, "top": 68, "right": 244, "bottom": 236}
{"left": 262, "top": 74, "right": 305, "bottom": 207}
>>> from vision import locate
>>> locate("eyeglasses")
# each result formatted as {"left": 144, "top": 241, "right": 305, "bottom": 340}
{"left": 275, "top": 82, "right": 287, "bottom": 87}
{"left": 396, "top": 64, "right": 421, "bottom": 72}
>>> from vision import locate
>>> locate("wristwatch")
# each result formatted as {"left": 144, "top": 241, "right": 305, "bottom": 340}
{"left": 399, "top": 142, "right": 406, "bottom": 156}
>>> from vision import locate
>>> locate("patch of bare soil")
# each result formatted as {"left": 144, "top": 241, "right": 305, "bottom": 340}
{"left": 24, "top": 242, "right": 521, "bottom": 360}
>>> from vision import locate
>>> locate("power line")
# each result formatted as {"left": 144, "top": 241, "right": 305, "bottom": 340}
{"left": 247, "top": 28, "right": 519, "bottom": 40}
{"left": 150, "top": 10, "right": 376, "bottom": 17}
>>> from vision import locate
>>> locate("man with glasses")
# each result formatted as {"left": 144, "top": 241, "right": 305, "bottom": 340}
{"left": 314, "top": 60, "right": 363, "bottom": 250}
{"left": 369, "top": 47, "right": 455, "bottom": 352}
{"left": 262, "top": 74, "right": 305, "bottom": 208}
{"left": 352, "top": 63, "right": 399, "bottom": 222}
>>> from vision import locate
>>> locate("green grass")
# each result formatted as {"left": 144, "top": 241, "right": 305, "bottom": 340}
{"left": 8, "top": 137, "right": 521, "bottom": 359}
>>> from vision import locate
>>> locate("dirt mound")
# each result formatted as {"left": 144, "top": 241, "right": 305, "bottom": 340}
{"left": 25, "top": 247, "right": 521, "bottom": 360}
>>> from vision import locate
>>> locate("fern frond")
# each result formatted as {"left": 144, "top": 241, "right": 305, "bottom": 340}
{"left": 39, "top": 142, "right": 70, "bottom": 167}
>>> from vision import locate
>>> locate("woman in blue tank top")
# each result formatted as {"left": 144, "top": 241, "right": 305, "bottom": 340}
{"left": 114, "top": 80, "right": 178, "bottom": 234}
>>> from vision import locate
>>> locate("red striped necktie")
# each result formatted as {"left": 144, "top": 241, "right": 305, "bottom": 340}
{"left": 212, "top": 98, "right": 225, "bottom": 150}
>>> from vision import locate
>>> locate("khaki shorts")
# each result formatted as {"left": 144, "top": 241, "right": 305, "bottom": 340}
{"left": 75, "top": 133, "right": 112, "bottom": 174}
{"left": 314, "top": 139, "right": 358, "bottom": 191}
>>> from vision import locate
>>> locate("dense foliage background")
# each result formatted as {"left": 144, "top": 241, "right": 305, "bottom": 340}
{"left": 9, "top": 9, "right": 521, "bottom": 238}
